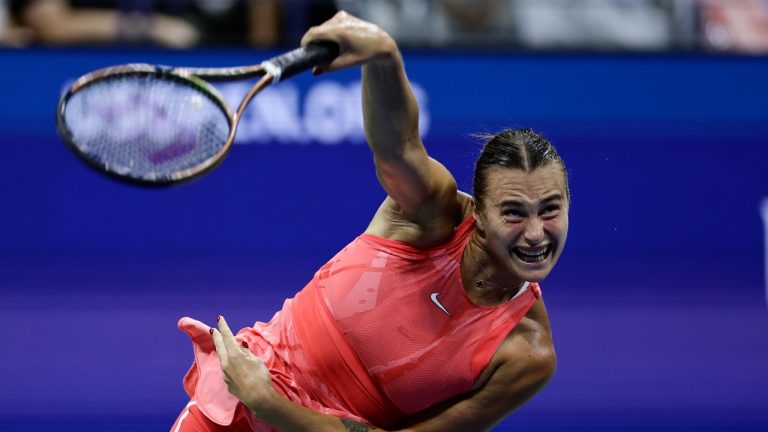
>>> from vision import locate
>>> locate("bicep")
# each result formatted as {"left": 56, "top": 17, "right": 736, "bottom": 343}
{"left": 396, "top": 333, "right": 556, "bottom": 432}
{"left": 373, "top": 141, "right": 459, "bottom": 223}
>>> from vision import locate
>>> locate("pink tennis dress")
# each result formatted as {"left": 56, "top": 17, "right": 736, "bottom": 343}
{"left": 178, "top": 215, "right": 541, "bottom": 430}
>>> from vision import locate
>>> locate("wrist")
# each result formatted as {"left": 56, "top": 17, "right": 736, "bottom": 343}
{"left": 363, "top": 43, "right": 404, "bottom": 80}
{"left": 373, "top": 35, "right": 401, "bottom": 66}
{"left": 246, "top": 385, "right": 282, "bottom": 419}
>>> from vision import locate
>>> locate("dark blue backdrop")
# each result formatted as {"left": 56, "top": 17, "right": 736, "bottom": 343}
{"left": 0, "top": 47, "right": 767, "bottom": 431}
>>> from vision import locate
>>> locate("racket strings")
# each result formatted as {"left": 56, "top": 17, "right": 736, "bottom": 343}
{"left": 63, "top": 74, "right": 230, "bottom": 181}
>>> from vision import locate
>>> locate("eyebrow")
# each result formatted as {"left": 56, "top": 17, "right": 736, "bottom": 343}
{"left": 499, "top": 194, "right": 563, "bottom": 207}
{"left": 541, "top": 194, "right": 564, "bottom": 204}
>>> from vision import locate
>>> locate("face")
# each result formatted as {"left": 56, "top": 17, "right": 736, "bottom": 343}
{"left": 473, "top": 165, "right": 569, "bottom": 283}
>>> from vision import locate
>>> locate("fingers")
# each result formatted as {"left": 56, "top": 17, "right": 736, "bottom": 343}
{"left": 300, "top": 10, "right": 350, "bottom": 47}
{"left": 217, "top": 315, "right": 234, "bottom": 338}
{"left": 300, "top": 22, "right": 334, "bottom": 48}
{"left": 217, "top": 315, "right": 244, "bottom": 353}
{"left": 214, "top": 315, "right": 253, "bottom": 351}
{"left": 300, "top": 12, "right": 397, "bottom": 75}
{"left": 300, "top": 26, "right": 322, "bottom": 48}
{"left": 211, "top": 315, "right": 240, "bottom": 363}
{"left": 210, "top": 326, "right": 228, "bottom": 366}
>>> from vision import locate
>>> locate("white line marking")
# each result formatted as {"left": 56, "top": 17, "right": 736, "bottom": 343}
{"left": 512, "top": 282, "right": 531, "bottom": 300}
{"left": 173, "top": 400, "right": 197, "bottom": 432}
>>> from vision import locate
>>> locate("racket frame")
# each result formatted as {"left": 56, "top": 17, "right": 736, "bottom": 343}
{"left": 56, "top": 63, "right": 272, "bottom": 186}
{"left": 56, "top": 43, "right": 337, "bottom": 186}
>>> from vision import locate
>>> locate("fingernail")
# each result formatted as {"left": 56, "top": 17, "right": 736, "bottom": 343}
{"left": 216, "top": 315, "right": 221, "bottom": 322}
{"left": 209, "top": 328, "right": 214, "bottom": 335}
{"left": 241, "top": 341, "right": 249, "bottom": 349}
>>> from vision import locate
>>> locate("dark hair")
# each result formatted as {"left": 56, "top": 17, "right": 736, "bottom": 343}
{"left": 473, "top": 128, "right": 569, "bottom": 209}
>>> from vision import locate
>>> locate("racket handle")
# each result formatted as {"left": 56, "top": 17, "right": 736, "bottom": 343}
{"left": 262, "top": 42, "right": 340, "bottom": 82}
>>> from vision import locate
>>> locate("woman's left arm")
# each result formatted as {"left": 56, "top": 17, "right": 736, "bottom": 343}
{"left": 212, "top": 310, "right": 555, "bottom": 432}
{"left": 211, "top": 316, "right": 386, "bottom": 431}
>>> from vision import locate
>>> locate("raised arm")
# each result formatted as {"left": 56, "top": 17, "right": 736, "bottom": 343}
{"left": 301, "top": 12, "right": 462, "bottom": 239}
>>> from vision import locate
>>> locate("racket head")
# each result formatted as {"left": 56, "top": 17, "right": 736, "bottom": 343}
{"left": 57, "top": 64, "right": 237, "bottom": 186}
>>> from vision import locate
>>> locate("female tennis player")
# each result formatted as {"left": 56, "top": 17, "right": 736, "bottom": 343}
{"left": 172, "top": 11, "right": 568, "bottom": 432}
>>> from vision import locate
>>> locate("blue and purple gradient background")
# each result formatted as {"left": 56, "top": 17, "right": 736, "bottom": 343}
{"left": 1, "top": 48, "right": 767, "bottom": 431}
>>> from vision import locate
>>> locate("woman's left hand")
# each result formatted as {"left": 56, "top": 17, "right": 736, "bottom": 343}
{"left": 211, "top": 315, "right": 277, "bottom": 412}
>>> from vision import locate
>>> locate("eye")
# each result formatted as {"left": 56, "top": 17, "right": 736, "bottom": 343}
{"left": 501, "top": 208, "right": 524, "bottom": 219}
{"left": 541, "top": 205, "right": 560, "bottom": 218}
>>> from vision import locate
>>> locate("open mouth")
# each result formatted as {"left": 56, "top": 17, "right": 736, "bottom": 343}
{"left": 512, "top": 245, "right": 552, "bottom": 264}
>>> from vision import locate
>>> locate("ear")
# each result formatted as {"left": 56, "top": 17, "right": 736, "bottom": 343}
{"left": 472, "top": 199, "right": 486, "bottom": 233}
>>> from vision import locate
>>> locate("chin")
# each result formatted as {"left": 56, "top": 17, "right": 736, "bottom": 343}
{"left": 514, "top": 268, "right": 552, "bottom": 283}
{"left": 512, "top": 258, "right": 554, "bottom": 282}
{"left": 509, "top": 251, "right": 559, "bottom": 282}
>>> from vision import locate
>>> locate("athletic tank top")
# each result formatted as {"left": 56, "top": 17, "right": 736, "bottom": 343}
{"left": 179, "top": 215, "right": 540, "bottom": 428}
{"left": 302, "top": 215, "right": 541, "bottom": 416}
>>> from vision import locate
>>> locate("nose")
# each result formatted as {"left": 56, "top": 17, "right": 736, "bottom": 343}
{"left": 524, "top": 218, "right": 545, "bottom": 245}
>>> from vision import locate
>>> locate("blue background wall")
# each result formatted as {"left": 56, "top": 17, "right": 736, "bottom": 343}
{"left": 0, "top": 47, "right": 767, "bottom": 431}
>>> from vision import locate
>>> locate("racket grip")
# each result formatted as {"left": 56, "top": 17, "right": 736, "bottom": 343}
{"left": 262, "top": 42, "right": 340, "bottom": 82}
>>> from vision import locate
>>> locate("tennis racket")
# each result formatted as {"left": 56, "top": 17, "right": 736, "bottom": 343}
{"left": 56, "top": 42, "right": 339, "bottom": 186}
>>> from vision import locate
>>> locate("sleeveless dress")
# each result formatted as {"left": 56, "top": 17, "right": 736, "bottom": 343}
{"left": 178, "top": 215, "right": 541, "bottom": 430}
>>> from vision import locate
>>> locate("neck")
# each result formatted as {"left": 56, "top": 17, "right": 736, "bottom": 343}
{"left": 461, "top": 233, "right": 525, "bottom": 306}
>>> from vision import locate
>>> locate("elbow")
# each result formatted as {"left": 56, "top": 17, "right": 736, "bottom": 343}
{"left": 527, "top": 346, "right": 557, "bottom": 391}
{"left": 543, "top": 348, "right": 557, "bottom": 383}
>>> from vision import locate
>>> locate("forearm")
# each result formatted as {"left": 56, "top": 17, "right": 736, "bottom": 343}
{"left": 300, "top": 12, "right": 422, "bottom": 161}
{"left": 250, "top": 391, "right": 387, "bottom": 432}
{"left": 362, "top": 45, "right": 421, "bottom": 160}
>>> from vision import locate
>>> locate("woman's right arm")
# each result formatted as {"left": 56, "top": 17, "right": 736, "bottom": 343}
{"left": 301, "top": 12, "right": 462, "bottom": 237}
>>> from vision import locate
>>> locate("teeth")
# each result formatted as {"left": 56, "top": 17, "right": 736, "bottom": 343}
{"left": 517, "top": 247, "right": 547, "bottom": 257}
{"left": 513, "top": 246, "right": 550, "bottom": 263}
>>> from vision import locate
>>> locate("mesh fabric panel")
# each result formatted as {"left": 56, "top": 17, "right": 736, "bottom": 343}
{"left": 315, "top": 218, "right": 539, "bottom": 414}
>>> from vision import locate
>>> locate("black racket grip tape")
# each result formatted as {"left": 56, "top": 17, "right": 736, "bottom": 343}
{"left": 263, "top": 42, "right": 340, "bottom": 81}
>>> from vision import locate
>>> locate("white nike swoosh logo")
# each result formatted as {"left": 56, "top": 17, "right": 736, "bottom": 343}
{"left": 430, "top": 292, "right": 451, "bottom": 317}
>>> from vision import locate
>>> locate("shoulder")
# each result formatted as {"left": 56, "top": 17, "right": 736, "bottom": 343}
{"left": 392, "top": 300, "right": 555, "bottom": 432}
{"left": 478, "top": 308, "right": 556, "bottom": 393}
{"left": 500, "top": 316, "right": 556, "bottom": 382}
{"left": 364, "top": 190, "right": 474, "bottom": 247}
{"left": 499, "top": 316, "right": 556, "bottom": 368}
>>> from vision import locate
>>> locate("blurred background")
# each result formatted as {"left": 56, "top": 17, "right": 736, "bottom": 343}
{"left": 1, "top": 0, "right": 767, "bottom": 431}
